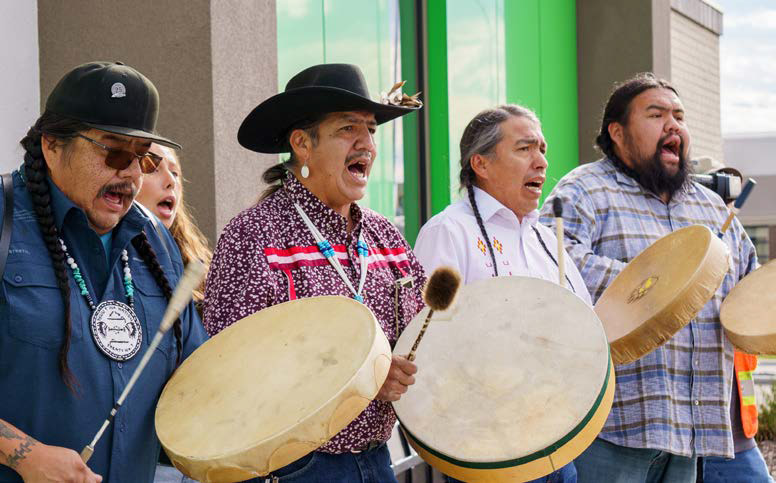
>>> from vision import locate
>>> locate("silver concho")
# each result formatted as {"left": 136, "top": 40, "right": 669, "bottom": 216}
{"left": 111, "top": 82, "right": 126, "bottom": 98}
{"left": 90, "top": 301, "right": 142, "bottom": 361}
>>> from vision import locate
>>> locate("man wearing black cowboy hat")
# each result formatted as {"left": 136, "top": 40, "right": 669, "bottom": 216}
{"left": 0, "top": 61, "right": 207, "bottom": 482}
{"left": 203, "top": 63, "right": 425, "bottom": 481}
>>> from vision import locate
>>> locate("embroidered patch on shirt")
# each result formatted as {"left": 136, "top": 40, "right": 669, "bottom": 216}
{"left": 493, "top": 237, "right": 503, "bottom": 254}
{"left": 476, "top": 237, "right": 487, "bottom": 255}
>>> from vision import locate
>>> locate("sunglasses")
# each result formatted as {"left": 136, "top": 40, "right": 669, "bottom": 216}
{"left": 76, "top": 133, "right": 163, "bottom": 174}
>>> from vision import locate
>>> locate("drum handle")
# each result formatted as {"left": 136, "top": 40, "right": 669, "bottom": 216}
{"left": 553, "top": 198, "right": 566, "bottom": 288}
{"left": 719, "top": 178, "right": 756, "bottom": 237}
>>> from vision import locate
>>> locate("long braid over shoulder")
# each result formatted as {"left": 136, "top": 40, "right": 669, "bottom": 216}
{"left": 458, "top": 104, "right": 540, "bottom": 278}
{"left": 466, "top": 184, "right": 499, "bottom": 277}
{"left": 131, "top": 231, "right": 183, "bottom": 365}
{"left": 19, "top": 113, "right": 89, "bottom": 392}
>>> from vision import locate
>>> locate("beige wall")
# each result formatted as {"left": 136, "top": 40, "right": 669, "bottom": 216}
{"left": 576, "top": 0, "right": 672, "bottom": 164}
{"left": 670, "top": 9, "right": 723, "bottom": 161}
{"left": 37, "top": 0, "right": 278, "bottom": 243}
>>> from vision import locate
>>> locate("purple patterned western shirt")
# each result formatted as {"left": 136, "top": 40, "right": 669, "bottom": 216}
{"left": 203, "top": 173, "right": 426, "bottom": 453}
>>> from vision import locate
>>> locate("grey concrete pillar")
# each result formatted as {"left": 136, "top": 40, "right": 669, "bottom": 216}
{"left": 575, "top": 0, "right": 672, "bottom": 164}
{"left": 37, "top": 0, "right": 278, "bottom": 243}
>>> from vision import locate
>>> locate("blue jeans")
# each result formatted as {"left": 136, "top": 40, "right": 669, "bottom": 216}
{"left": 575, "top": 438, "right": 696, "bottom": 483}
{"left": 248, "top": 444, "right": 397, "bottom": 482}
{"left": 154, "top": 464, "right": 197, "bottom": 483}
{"left": 702, "top": 446, "right": 774, "bottom": 483}
{"left": 444, "top": 462, "right": 577, "bottom": 483}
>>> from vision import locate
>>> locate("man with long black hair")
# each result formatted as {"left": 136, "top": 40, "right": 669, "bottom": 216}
{"left": 0, "top": 62, "right": 207, "bottom": 482}
{"left": 540, "top": 73, "right": 758, "bottom": 481}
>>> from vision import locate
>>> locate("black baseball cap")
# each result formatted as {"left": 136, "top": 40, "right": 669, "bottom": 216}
{"left": 45, "top": 61, "right": 181, "bottom": 149}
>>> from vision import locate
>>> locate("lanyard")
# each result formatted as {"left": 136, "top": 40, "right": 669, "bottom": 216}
{"left": 530, "top": 225, "right": 576, "bottom": 293}
{"left": 294, "top": 203, "right": 369, "bottom": 303}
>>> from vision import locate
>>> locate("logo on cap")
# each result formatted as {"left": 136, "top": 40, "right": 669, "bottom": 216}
{"left": 111, "top": 82, "right": 126, "bottom": 98}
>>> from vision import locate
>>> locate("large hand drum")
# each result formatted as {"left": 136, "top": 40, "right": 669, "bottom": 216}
{"left": 155, "top": 296, "right": 391, "bottom": 482}
{"left": 595, "top": 225, "right": 729, "bottom": 364}
{"left": 393, "top": 277, "right": 614, "bottom": 482}
{"left": 721, "top": 259, "right": 776, "bottom": 354}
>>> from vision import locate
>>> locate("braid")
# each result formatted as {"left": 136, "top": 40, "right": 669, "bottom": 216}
{"left": 467, "top": 185, "right": 498, "bottom": 277}
{"left": 131, "top": 231, "right": 183, "bottom": 365}
{"left": 22, "top": 134, "right": 79, "bottom": 392}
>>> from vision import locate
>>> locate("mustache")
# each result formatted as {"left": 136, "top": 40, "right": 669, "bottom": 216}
{"left": 344, "top": 151, "right": 373, "bottom": 164}
{"left": 98, "top": 182, "right": 137, "bottom": 198}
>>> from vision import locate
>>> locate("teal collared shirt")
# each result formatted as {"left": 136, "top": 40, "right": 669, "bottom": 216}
{"left": 0, "top": 169, "right": 207, "bottom": 482}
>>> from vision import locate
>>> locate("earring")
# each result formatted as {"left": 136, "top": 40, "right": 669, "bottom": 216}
{"left": 300, "top": 161, "right": 310, "bottom": 179}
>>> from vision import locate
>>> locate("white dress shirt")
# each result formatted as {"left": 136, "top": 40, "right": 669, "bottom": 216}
{"left": 414, "top": 186, "right": 592, "bottom": 305}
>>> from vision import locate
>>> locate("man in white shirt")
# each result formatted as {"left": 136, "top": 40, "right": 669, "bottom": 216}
{"left": 413, "top": 104, "right": 590, "bottom": 483}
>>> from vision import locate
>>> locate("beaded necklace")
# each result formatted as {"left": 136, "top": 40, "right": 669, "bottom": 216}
{"left": 59, "top": 238, "right": 143, "bottom": 361}
{"left": 293, "top": 203, "right": 369, "bottom": 303}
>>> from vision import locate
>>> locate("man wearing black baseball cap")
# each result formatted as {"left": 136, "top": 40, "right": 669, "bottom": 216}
{"left": 203, "top": 63, "right": 425, "bottom": 481}
{"left": 0, "top": 61, "right": 206, "bottom": 482}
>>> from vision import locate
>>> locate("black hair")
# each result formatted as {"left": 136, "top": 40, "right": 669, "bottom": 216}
{"left": 595, "top": 72, "right": 678, "bottom": 161}
{"left": 259, "top": 115, "right": 325, "bottom": 201}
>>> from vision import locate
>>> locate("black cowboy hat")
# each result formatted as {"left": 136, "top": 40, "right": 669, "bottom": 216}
{"left": 238, "top": 63, "right": 420, "bottom": 153}
{"left": 46, "top": 61, "right": 181, "bottom": 149}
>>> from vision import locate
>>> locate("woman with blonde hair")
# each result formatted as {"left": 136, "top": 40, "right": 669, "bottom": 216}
{"left": 136, "top": 144, "right": 212, "bottom": 307}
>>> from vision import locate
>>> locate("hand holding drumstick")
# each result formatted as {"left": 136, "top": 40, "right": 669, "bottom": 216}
{"left": 379, "top": 267, "right": 461, "bottom": 402}
{"left": 80, "top": 261, "right": 206, "bottom": 463}
{"left": 407, "top": 267, "right": 461, "bottom": 361}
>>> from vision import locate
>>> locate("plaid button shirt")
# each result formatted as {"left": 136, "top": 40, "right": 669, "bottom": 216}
{"left": 539, "top": 158, "right": 758, "bottom": 458}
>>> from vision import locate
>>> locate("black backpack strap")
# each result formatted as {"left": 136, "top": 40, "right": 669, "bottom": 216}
{"left": 0, "top": 173, "right": 14, "bottom": 277}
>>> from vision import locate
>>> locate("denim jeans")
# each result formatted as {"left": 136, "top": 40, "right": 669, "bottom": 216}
{"left": 575, "top": 438, "right": 696, "bottom": 483}
{"left": 444, "top": 462, "right": 577, "bottom": 483}
{"left": 702, "top": 446, "right": 774, "bottom": 483}
{"left": 154, "top": 464, "right": 197, "bottom": 483}
{"left": 247, "top": 444, "right": 397, "bottom": 483}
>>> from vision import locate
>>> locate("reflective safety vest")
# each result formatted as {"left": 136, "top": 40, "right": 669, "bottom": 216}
{"left": 735, "top": 351, "right": 758, "bottom": 439}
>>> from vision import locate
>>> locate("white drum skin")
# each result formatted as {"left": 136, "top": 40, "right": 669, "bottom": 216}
{"left": 155, "top": 296, "right": 391, "bottom": 483}
{"left": 393, "top": 276, "right": 613, "bottom": 482}
{"left": 721, "top": 258, "right": 776, "bottom": 354}
{"left": 595, "top": 225, "right": 729, "bottom": 365}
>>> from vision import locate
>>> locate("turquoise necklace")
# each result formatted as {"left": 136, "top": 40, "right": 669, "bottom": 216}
{"left": 59, "top": 238, "right": 143, "bottom": 361}
{"left": 293, "top": 203, "right": 369, "bottom": 303}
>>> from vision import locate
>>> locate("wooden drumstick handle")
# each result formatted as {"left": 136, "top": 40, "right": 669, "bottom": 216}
{"left": 407, "top": 310, "right": 434, "bottom": 362}
{"left": 405, "top": 267, "right": 461, "bottom": 362}
{"left": 553, "top": 198, "right": 566, "bottom": 288}
{"left": 80, "top": 261, "right": 206, "bottom": 463}
{"left": 719, "top": 178, "right": 756, "bottom": 237}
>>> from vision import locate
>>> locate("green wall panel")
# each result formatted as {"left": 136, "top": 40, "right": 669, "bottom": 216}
{"left": 399, "top": 0, "right": 421, "bottom": 244}
{"left": 504, "top": 0, "right": 579, "bottom": 206}
{"left": 426, "top": 0, "right": 451, "bottom": 215}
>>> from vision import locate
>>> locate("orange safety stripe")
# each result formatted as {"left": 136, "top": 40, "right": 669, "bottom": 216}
{"left": 735, "top": 352, "right": 758, "bottom": 439}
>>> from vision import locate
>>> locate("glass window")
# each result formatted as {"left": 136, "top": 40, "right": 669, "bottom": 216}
{"left": 744, "top": 225, "right": 771, "bottom": 264}
{"left": 276, "top": 0, "right": 406, "bottom": 230}
{"left": 445, "top": 0, "right": 506, "bottom": 198}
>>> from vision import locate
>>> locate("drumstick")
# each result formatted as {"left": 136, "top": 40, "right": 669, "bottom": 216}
{"left": 80, "top": 261, "right": 206, "bottom": 463}
{"left": 553, "top": 198, "right": 565, "bottom": 288}
{"left": 719, "top": 178, "right": 756, "bottom": 238}
{"left": 407, "top": 267, "right": 461, "bottom": 362}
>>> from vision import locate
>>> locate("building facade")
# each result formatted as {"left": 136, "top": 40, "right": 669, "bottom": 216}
{"left": 1, "top": 0, "right": 727, "bottom": 246}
